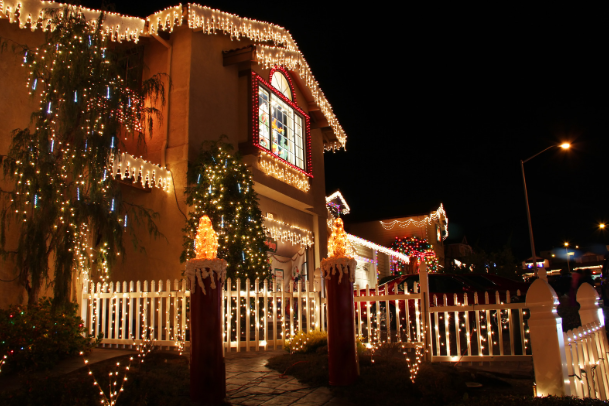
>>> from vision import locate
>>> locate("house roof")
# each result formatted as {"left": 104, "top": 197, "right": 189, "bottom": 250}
{"left": 325, "top": 190, "right": 350, "bottom": 216}
{"left": 0, "top": 1, "right": 347, "bottom": 151}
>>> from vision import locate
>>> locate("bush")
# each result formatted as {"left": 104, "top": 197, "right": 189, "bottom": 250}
{"left": 0, "top": 297, "right": 100, "bottom": 373}
{"left": 284, "top": 331, "right": 367, "bottom": 356}
{"left": 283, "top": 330, "right": 328, "bottom": 354}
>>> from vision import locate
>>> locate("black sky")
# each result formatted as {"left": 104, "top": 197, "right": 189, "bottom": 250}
{"left": 78, "top": 1, "right": 609, "bottom": 258}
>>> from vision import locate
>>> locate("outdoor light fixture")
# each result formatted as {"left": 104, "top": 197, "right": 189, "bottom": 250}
{"left": 600, "top": 223, "right": 606, "bottom": 229}
{"left": 520, "top": 143, "right": 571, "bottom": 272}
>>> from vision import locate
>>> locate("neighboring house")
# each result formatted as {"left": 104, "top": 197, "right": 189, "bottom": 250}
{"left": 347, "top": 204, "right": 448, "bottom": 276}
{"left": 0, "top": 2, "right": 347, "bottom": 307}
{"left": 445, "top": 236, "right": 473, "bottom": 269}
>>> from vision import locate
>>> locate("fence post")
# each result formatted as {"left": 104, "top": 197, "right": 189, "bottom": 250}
{"left": 526, "top": 279, "right": 571, "bottom": 397}
{"left": 81, "top": 282, "right": 89, "bottom": 336}
{"left": 577, "top": 283, "right": 604, "bottom": 326}
{"left": 419, "top": 263, "right": 431, "bottom": 361}
{"left": 314, "top": 268, "right": 321, "bottom": 292}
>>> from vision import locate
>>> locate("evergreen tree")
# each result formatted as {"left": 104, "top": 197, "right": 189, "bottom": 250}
{"left": 182, "top": 137, "right": 270, "bottom": 282}
{"left": 0, "top": 8, "right": 165, "bottom": 307}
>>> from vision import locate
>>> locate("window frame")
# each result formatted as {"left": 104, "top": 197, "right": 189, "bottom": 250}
{"left": 251, "top": 69, "right": 313, "bottom": 178}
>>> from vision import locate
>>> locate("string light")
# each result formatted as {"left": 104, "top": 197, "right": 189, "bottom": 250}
{"left": 264, "top": 213, "right": 313, "bottom": 248}
{"left": 107, "top": 151, "right": 171, "bottom": 191}
{"left": 380, "top": 203, "right": 449, "bottom": 240}
{"left": 347, "top": 234, "right": 410, "bottom": 264}
{"left": 325, "top": 191, "right": 350, "bottom": 215}
{"left": 1, "top": 1, "right": 146, "bottom": 42}
{"left": 392, "top": 236, "right": 439, "bottom": 273}
{"left": 259, "top": 152, "right": 310, "bottom": 192}
{"left": 194, "top": 215, "right": 218, "bottom": 260}
{"left": 328, "top": 218, "right": 349, "bottom": 258}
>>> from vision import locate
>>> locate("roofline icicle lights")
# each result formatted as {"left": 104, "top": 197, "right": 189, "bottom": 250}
{"left": 347, "top": 234, "right": 410, "bottom": 263}
{"left": 264, "top": 214, "right": 313, "bottom": 248}
{"left": 0, "top": 1, "right": 348, "bottom": 151}
{"left": 379, "top": 204, "right": 449, "bottom": 240}
{"left": 1, "top": 0, "right": 146, "bottom": 41}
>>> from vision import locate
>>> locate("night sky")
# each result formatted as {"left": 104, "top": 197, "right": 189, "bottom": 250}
{"left": 77, "top": 1, "right": 608, "bottom": 259}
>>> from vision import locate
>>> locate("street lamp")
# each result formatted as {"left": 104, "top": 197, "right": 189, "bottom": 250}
{"left": 600, "top": 223, "right": 606, "bottom": 230}
{"left": 521, "top": 143, "right": 570, "bottom": 273}
{"left": 564, "top": 242, "right": 571, "bottom": 273}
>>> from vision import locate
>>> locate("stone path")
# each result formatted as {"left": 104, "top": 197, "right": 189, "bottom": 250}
{"left": 225, "top": 350, "right": 349, "bottom": 406}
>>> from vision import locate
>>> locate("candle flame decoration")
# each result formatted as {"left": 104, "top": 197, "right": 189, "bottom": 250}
{"left": 328, "top": 218, "right": 350, "bottom": 258}
{"left": 194, "top": 215, "right": 218, "bottom": 260}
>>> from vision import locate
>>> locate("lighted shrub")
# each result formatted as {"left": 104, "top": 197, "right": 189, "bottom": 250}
{"left": 284, "top": 330, "right": 328, "bottom": 354}
{"left": 0, "top": 297, "right": 100, "bottom": 373}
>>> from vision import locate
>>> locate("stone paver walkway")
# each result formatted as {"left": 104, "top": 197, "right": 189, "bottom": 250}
{"left": 225, "top": 350, "right": 349, "bottom": 406}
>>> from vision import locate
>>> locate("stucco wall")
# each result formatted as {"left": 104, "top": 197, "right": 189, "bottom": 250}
{"left": 0, "top": 20, "right": 53, "bottom": 307}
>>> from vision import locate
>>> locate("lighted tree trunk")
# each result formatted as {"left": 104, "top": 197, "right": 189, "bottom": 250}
{"left": 323, "top": 259, "right": 359, "bottom": 386}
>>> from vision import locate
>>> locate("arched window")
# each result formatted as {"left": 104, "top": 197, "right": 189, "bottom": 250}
{"left": 271, "top": 71, "right": 292, "bottom": 101}
{"left": 254, "top": 67, "right": 311, "bottom": 174}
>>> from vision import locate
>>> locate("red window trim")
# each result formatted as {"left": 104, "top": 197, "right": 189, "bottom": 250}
{"left": 252, "top": 70, "right": 313, "bottom": 178}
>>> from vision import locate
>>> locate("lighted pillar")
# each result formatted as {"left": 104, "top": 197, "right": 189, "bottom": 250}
{"left": 322, "top": 219, "right": 359, "bottom": 386}
{"left": 186, "top": 216, "right": 227, "bottom": 405}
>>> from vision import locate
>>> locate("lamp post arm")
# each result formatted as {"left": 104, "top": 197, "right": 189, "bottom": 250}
{"left": 521, "top": 159, "right": 537, "bottom": 262}
{"left": 523, "top": 145, "right": 556, "bottom": 164}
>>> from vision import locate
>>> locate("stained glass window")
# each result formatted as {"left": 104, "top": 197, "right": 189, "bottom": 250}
{"left": 258, "top": 74, "right": 305, "bottom": 170}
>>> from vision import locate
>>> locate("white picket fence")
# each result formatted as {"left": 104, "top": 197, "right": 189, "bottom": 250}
{"left": 564, "top": 322, "right": 609, "bottom": 400}
{"left": 82, "top": 279, "right": 189, "bottom": 348}
{"left": 81, "top": 274, "right": 531, "bottom": 360}
{"left": 223, "top": 277, "right": 324, "bottom": 351}
{"left": 81, "top": 277, "right": 327, "bottom": 352}
{"left": 82, "top": 271, "right": 609, "bottom": 401}
{"left": 428, "top": 290, "right": 531, "bottom": 362}
{"left": 354, "top": 284, "right": 425, "bottom": 346}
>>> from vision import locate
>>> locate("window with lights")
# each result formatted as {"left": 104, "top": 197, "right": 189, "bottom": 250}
{"left": 252, "top": 67, "right": 312, "bottom": 176}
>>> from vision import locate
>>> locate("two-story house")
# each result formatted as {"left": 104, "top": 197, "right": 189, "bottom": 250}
{"left": 0, "top": 2, "right": 347, "bottom": 307}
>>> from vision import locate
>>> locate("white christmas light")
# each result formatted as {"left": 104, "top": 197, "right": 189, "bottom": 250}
{"left": 380, "top": 203, "right": 449, "bottom": 239}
